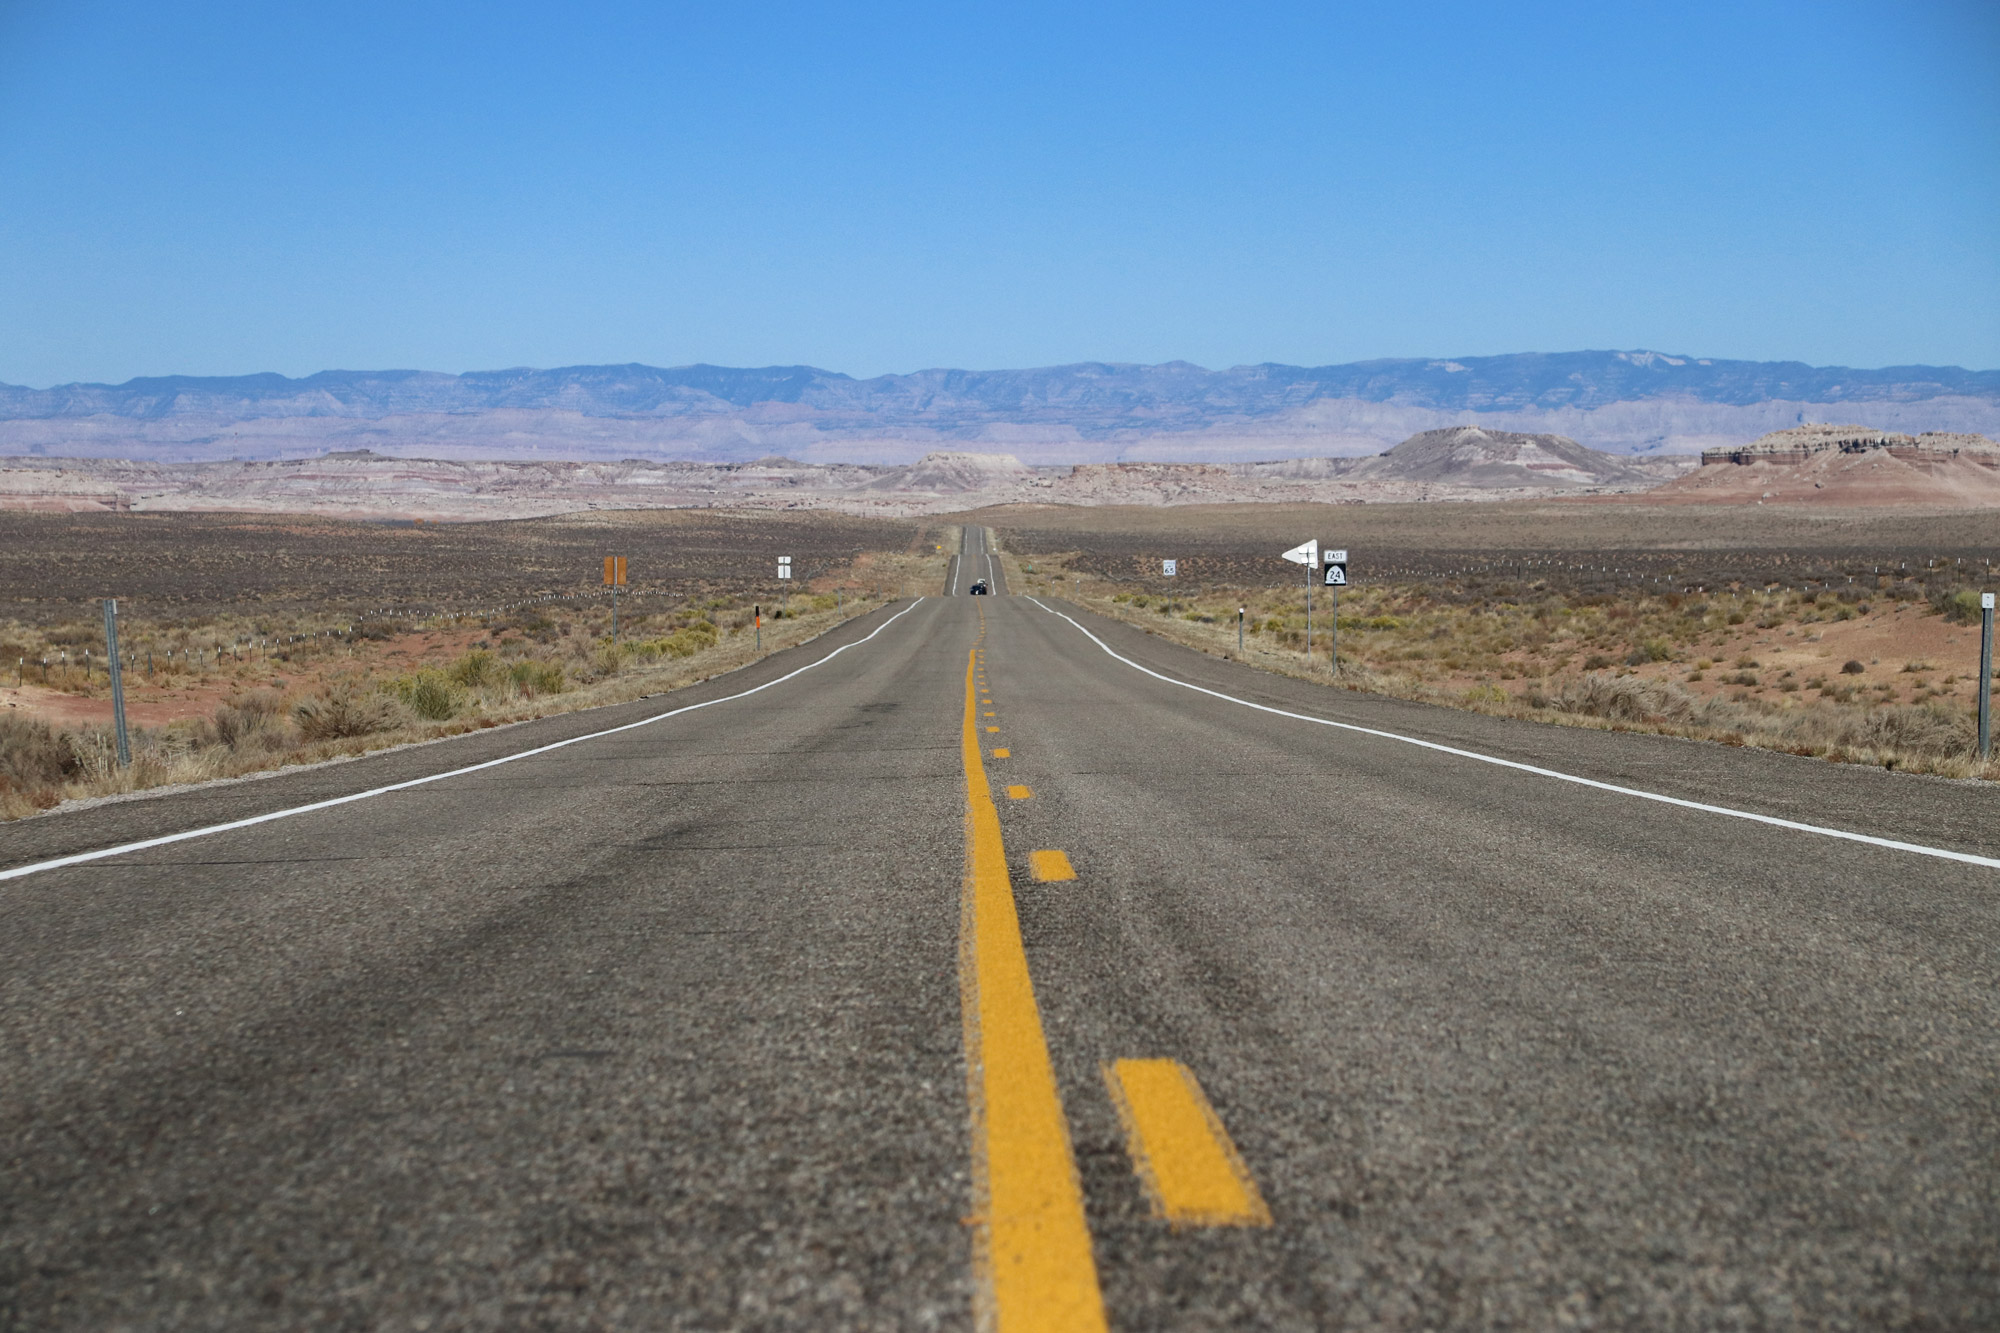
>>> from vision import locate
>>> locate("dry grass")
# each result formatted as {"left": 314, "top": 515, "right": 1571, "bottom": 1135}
{"left": 996, "top": 539, "right": 1997, "bottom": 783}
{"left": 2, "top": 539, "right": 950, "bottom": 822}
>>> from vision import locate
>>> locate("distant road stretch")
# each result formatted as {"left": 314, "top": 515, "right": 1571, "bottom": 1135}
{"left": 4, "top": 527, "right": 1996, "bottom": 1328}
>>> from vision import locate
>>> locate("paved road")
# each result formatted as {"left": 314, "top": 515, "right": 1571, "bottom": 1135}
{"left": 4, "top": 528, "right": 1998, "bottom": 1328}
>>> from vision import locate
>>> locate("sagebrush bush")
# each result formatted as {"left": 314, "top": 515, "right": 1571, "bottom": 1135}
{"left": 0, "top": 713, "right": 76, "bottom": 788}
{"left": 509, "top": 659, "right": 564, "bottom": 697}
{"left": 1548, "top": 673, "right": 1707, "bottom": 724}
{"left": 395, "top": 670, "right": 462, "bottom": 721}
{"left": 447, "top": 649, "right": 503, "bottom": 688}
{"left": 213, "top": 687, "right": 288, "bottom": 748}
{"left": 294, "top": 688, "right": 397, "bottom": 741}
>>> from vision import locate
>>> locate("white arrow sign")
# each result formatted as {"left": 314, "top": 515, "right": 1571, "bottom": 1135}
{"left": 1281, "top": 539, "right": 1318, "bottom": 567}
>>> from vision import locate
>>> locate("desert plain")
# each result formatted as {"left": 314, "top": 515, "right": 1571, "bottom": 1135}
{"left": 2, "top": 453, "right": 1996, "bottom": 823}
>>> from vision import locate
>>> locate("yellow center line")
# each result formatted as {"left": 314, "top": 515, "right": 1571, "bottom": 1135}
{"left": 1007, "top": 785, "right": 1033, "bottom": 800}
{"left": 959, "top": 646, "right": 1107, "bottom": 1332}
{"left": 1103, "top": 1059, "right": 1271, "bottom": 1228}
{"left": 1028, "top": 849, "right": 1075, "bottom": 882}
{"left": 992, "top": 747, "right": 1011, "bottom": 758}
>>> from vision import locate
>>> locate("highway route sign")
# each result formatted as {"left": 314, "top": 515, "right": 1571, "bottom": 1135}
{"left": 1162, "top": 559, "right": 1177, "bottom": 576}
{"left": 1324, "top": 561, "right": 1348, "bottom": 586}
{"left": 778, "top": 555, "right": 792, "bottom": 581}
{"left": 1281, "top": 539, "right": 1318, "bottom": 566}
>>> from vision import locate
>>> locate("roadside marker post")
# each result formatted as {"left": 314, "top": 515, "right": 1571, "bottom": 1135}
{"left": 1980, "top": 592, "right": 1994, "bottom": 759}
{"left": 1238, "top": 607, "right": 1245, "bottom": 652}
{"left": 101, "top": 599, "right": 131, "bottom": 768}
{"left": 755, "top": 605, "right": 762, "bottom": 653}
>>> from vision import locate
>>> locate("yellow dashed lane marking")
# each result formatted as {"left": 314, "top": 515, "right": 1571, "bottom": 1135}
{"left": 1007, "top": 785, "right": 1033, "bottom": 800}
{"left": 1104, "top": 1059, "right": 1271, "bottom": 1228}
{"left": 992, "top": 748, "right": 1010, "bottom": 758}
{"left": 987, "top": 725, "right": 1001, "bottom": 733}
{"left": 1029, "top": 850, "right": 1075, "bottom": 882}
{"left": 958, "top": 650, "right": 1107, "bottom": 1331}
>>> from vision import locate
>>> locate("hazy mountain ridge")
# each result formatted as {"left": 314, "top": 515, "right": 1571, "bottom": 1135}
{"left": 4, "top": 351, "right": 1995, "bottom": 425}
{"left": 3, "top": 352, "right": 1996, "bottom": 465}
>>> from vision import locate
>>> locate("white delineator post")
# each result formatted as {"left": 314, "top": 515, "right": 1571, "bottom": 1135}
{"left": 1980, "top": 591, "right": 1994, "bottom": 759}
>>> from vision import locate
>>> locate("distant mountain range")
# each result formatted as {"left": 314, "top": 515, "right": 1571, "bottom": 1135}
{"left": 3, "top": 351, "right": 1996, "bottom": 465}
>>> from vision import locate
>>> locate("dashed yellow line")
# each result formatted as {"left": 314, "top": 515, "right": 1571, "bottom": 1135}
{"left": 992, "top": 747, "right": 1011, "bottom": 758}
{"left": 1104, "top": 1059, "right": 1271, "bottom": 1228}
{"left": 1029, "top": 850, "right": 1075, "bottom": 882}
{"left": 1007, "top": 785, "right": 1033, "bottom": 800}
{"left": 959, "top": 647, "right": 1107, "bottom": 1332}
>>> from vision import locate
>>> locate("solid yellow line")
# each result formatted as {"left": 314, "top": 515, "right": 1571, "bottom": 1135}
{"left": 1029, "top": 850, "right": 1075, "bottom": 882}
{"left": 960, "top": 649, "right": 1107, "bottom": 1332}
{"left": 1103, "top": 1059, "right": 1271, "bottom": 1228}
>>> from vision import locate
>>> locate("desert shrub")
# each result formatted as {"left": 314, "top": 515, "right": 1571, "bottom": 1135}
{"left": 1841, "top": 660, "right": 1866, "bottom": 675}
{"left": 394, "top": 670, "right": 462, "bottom": 721}
{"left": 1933, "top": 588, "right": 1987, "bottom": 624}
{"left": 654, "top": 622, "right": 719, "bottom": 659}
{"left": 1624, "top": 639, "right": 1672, "bottom": 666}
{"left": 509, "top": 660, "right": 564, "bottom": 697}
{"left": 447, "top": 649, "right": 504, "bottom": 688}
{"left": 1549, "top": 674, "right": 1703, "bottom": 724}
{"left": 1582, "top": 653, "right": 1613, "bottom": 670}
{"left": 1786, "top": 704, "right": 1977, "bottom": 759}
{"left": 213, "top": 687, "right": 288, "bottom": 748}
{"left": 1845, "top": 704, "right": 1976, "bottom": 756}
{"left": 294, "top": 688, "right": 396, "bottom": 741}
{"left": 0, "top": 713, "right": 77, "bottom": 787}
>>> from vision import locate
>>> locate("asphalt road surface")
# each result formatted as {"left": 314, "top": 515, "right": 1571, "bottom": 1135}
{"left": 5, "top": 527, "right": 1998, "bottom": 1329}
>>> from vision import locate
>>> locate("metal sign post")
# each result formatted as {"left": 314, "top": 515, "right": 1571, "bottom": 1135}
{"left": 101, "top": 599, "right": 131, "bottom": 767}
{"left": 1980, "top": 591, "right": 1994, "bottom": 759}
{"left": 755, "top": 604, "right": 763, "bottom": 652}
{"left": 1281, "top": 540, "right": 1318, "bottom": 664}
{"left": 603, "top": 556, "right": 627, "bottom": 641}
{"left": 1323, "top": 549, "right": 1348, "bottom": 675}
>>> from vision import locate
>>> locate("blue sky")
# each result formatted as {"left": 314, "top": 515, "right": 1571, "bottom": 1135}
{"left": 1, "top": 0, "right": 1995, "bottom": 386}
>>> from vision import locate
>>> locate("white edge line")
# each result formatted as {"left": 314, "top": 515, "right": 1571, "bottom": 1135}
{"left": 1026, "top": 597, "right": 2000, "bottom": 872}
{"left": 1, "top": 599, "right": 932, "bottom": 885}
